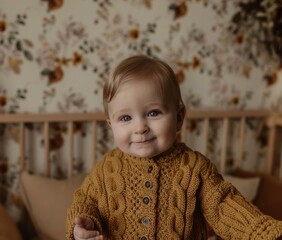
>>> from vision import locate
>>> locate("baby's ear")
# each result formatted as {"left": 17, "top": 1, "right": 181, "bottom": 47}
{"left": 177, "top": 106, "right": 186, "bottom": 131}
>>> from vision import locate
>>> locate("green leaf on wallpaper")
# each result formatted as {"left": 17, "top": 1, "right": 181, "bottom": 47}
{"left": 147, "top": 47, "right": 152, "bottom": 56}
{"left": 16, "top": 41, "right": 22, "bottom": 51}
{"left": 23, "top": 50, "right": 33, "bottom": 61}
{"left": 8, "top": 36, "right": 15, "bottom": 45}
{"left": 41, "top": 69, "right": 51, "bottom": 76}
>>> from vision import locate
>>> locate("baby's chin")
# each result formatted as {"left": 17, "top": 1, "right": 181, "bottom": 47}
{"left": 124, "top": 147, "right": 174, "bottom": 159}
{"left": 121, "top": 148, "right": 159, "bottom": 159}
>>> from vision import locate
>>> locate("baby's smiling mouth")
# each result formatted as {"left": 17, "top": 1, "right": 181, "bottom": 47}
{"left": 133, "top": 137, "right": 155, "bottom": 144}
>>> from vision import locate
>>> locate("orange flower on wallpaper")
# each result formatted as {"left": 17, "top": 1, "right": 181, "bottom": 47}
{"left": 8, "top": 57, "right": 23, "bottom": 74}
{"left": 176, "top": 70, "right": 185, "bottom": 84}
{"left": 0, "top": 96, "right": 7, "bottom": 107}
{"left": 72, "top": 122, "right": 83, "bottom": 133}
{"left": 48, "top": 66, "right": 64, "bottom": 84}
{"left": 60, "top": 57, "right": 69, "bottom": 66}
{"left": 42, "top": 0, "right": 64, "bottom": 11}
{"left": 169, "top": 2, "right": 188, "bottom": 19}
{"left": 231, "top": 96, "right": 240, "bottom": 105}
{"left": 242, "top": 64, "right": 251, "bottom": 78}
{"left": 143, "top": 0, "right": 152, "bottom": 8}
{"left": 49, "top": 133, "right": 64, "bottom": 151}
{"left": 72, "top": 52, "right": 83, "bottom": 66}
{"left": 192, "top": 56, "right": 200, "bottom": 69}
{"left": 265, "top": 72, "right": 277, "bottom": 86}
{"left": 0, "top": 20, "right": 6, "bottom": 32}
{"left": 235, "top": 35, "right": 244, "bottom": 44}
{"left": 128, "top": 28, "right": 139, "bottom": 39}
{"left": 188, "top": 120, "right": 197, "bottom": 132}
{"left": 7, "top": 125, "right": 20, "bottom": 143}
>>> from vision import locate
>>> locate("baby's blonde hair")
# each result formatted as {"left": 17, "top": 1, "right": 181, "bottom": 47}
{"left": 103, "top": 55, "right": 184, "bottom": 116}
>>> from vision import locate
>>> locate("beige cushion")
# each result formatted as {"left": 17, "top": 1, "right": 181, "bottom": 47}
{"left": 20, "top": 172, "right": 85, "bottom": 240}
{"left": 232, "top": 169, "right": 282, "bottom": 220}
{"left": 223, "top": 174, "right": 260, "bottom": 202}
{"left": 0, "top": 204, "right": 22, "bottom": 240}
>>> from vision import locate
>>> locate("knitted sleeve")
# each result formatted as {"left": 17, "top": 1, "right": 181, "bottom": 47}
{"left": 65, "top": 165, "right": 105, "bottom": 240}
{"left": 196, "top": 152, "right": 282, "bottom": 240}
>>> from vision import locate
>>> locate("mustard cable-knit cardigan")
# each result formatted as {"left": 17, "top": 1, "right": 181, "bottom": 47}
{"left": 66, "top": 143, "right": 282, "bottom": 239}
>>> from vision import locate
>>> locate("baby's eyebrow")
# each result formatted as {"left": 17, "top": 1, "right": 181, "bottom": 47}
{"left": 147, "top": 103, "right": 166, "bottom": 109}
{"left": 111, "top": 109, "right": 129, "bottom": 119}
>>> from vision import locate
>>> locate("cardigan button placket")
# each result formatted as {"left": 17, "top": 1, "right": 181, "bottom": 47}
{"left": 140, "top": 236, "right": 148, "bottom": 240}
{"left": 143, "top": 196, "right": 150, "bottom": 205}
{"left": 141, "top": 217, "right": 150, "bottom": 225}
{"left": 141, "top": 162, "right": 157, "bottom": 240}
{"left": 145, "top": 180, "right": 152, "bottom": 188}
{"left": 147, "top": 165, "right": 153, "bottom": 173}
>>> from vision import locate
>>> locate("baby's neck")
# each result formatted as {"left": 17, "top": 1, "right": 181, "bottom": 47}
{"left": 152, "top": 143, "right": 177, "bottom": 159}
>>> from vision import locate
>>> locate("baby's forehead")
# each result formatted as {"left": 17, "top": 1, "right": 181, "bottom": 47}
{"left": 118, "top": 74, "right": 170, "bottom": 91}
{"left": 113, "top": 77, "right": 169, "bottom": 98}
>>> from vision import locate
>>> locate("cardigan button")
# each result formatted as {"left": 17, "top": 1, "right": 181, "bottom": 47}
{"left": 147, "top": 166, "right": 153, "bottom": 173}
{"left": 143, "top": 196, "right": 150, "bottom": 205}
{"left": 140, "top": 236, "right": 148, "bottom": 240}
{"left": 145, "top": 180, "right": 152, "bottom": 188}
{"left": 141, "top": 217, "right": 150, "bottom": 225}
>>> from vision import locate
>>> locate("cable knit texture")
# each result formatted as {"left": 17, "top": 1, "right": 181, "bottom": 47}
{"left": 66, "top": 143, "right": 282, "bottom": 239}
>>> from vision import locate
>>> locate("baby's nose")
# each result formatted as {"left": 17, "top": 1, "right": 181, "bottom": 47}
{"left": 135, "top": 119, "right": 149, "bottom": 134}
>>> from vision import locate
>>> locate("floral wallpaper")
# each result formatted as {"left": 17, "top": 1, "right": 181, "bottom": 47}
{"left": 1, "top": 0, "right": 281, "bottom": 114}
{"left": 0, "top": 0, "right": 282, "bottom": 232}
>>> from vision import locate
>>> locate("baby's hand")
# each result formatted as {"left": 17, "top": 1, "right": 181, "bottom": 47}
{"left": 73, "top": 216, "right": 104, "bottom": 240}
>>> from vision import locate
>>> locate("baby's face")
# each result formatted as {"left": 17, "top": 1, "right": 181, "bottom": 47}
{"left": 107, "top": 78, "right": 179, "bottom": 158}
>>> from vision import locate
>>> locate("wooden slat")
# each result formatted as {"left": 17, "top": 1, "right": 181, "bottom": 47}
{"left": 0, "top": 110, "right": 281, "bottom": 178}
{"left": 92, "top": 121, "right": 97, "bottom": 165}
{"left": 266, "top": 115, "right": 277, "bottom": 175}
{"left": 274, "top": 114, "right": 282, "bottom": 178}
{"left": 43, "top": 122, "right": 50, "bottom": 177}
{"left": 220, "top": 118, "right": 229, "bottom": 173}
{"left": 265, "top": 113, "right": 282, "bottom": 176}
{"left": 279, "top": 146, "right": 282, "bottom": 180}
{"left": 0, "top": 112, "right": 106, "bottom": 123}
{"left": 19, "top": 122, "right": 25, "bottom": 171}
{"left": 267, "top": 126, "right": 276, "bottom": 174}
{"left": 0, "top": 110, "right": 272, "bottom": 123}
{"left": 186, "top": 110, "right": 271, "bottom": 119}
{"left": 238, "top": 117, "right": 246, "bottom": 168}
{"left": 203, "top": 118, "right": 209, "bottom": 155}
{"left": 67, "top": 121, "right": 74, "bottom": 178}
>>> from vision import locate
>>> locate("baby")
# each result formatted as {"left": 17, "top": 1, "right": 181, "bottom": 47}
{"left": 66, "top": 55, "right": 282, "bottom": 239}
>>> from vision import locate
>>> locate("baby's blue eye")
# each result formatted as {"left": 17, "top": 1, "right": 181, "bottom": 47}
{"left": 120, "top": 115, "right": 131, "bottom": 122}
{"left": 148, "top": 110, "right": 160, "bottom": 117}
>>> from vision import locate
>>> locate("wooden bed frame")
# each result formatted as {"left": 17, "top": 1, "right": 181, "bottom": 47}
{"left": 1, "top": 109, "right": 282, "bottom": 240}
{"left": 1, "top": 110, "right": 282, "bottom": 179}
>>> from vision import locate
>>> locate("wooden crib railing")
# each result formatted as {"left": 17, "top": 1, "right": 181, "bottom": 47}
{"left": 266, "top": 112, "right": 282, "bottom": 178}
{"left": 0, "top": 110, "right": 281, "bottom": 178}
{"left": 0, "top": 113, "right": 106, "bottom": 178}
{"left": 181, "top": 110, "right": 282, "bottom": 177}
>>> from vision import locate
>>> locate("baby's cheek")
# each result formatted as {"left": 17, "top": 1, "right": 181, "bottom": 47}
{"left": 113, "top": 129, "right": 129, "bottom": 145}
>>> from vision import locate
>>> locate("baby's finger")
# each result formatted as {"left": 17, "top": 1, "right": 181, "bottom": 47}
{"left": 74, "top": 216, "right": 94, "bottom": 230}
{"left": 74, "top": 235, "right": 103, "bottom": 240}
{"left": 74, "top": 225, "right": 101, "bottom": 239}
{"left": 75, "top": 216, "right": 89, "bottom": 226}
{"left": 92, "top": 236, "right": 104, "bottom": 240}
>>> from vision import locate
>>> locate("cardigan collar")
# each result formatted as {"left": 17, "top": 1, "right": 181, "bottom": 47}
{"left": 117, "top": 142, "right": 187, "bottom": 164}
